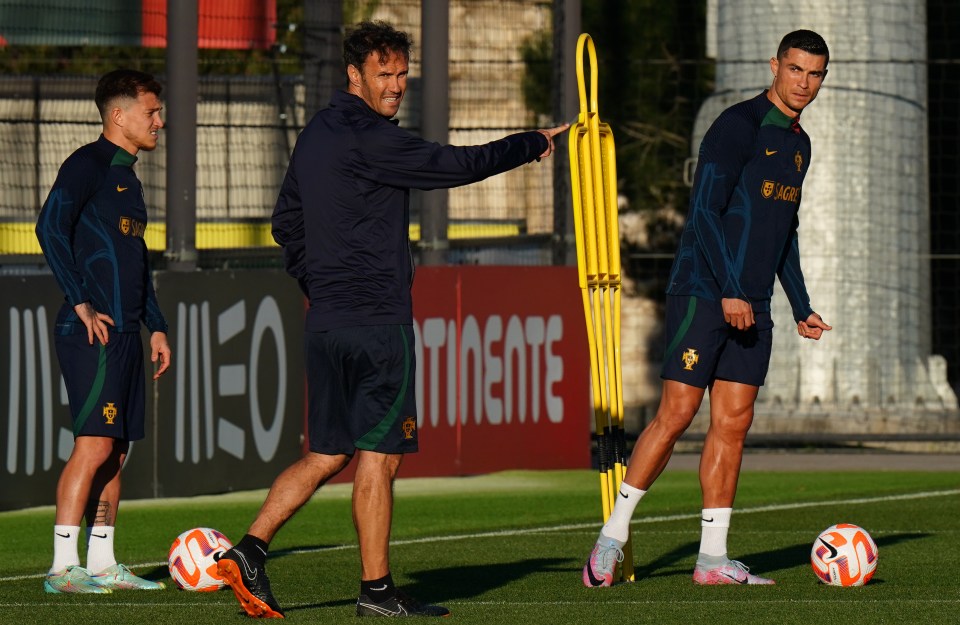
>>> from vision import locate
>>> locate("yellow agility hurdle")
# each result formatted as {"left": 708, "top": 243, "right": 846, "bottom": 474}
{"left": 568, "top": 32, "right": 634, "bottom": 583}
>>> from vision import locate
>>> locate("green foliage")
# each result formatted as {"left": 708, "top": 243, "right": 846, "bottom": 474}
{"left": 515, "top": 1, "right": 714, "bottom": 293}
{"left": 583, "top": 0, "right": 710, "bottom": 211}
{"left": 343, "top": 0, "right": 381, "bottom": 25}
{"left": 519, "top": 29, "right": 553, "bottom": 125}
{"left": 582, "top": 0, "right": 713, "bottom": 294}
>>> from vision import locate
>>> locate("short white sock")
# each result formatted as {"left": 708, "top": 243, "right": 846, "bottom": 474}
{"left": 50, "top": 525, "right": 81, "bottom": 573}
{"left": 698, "top": 507, "right": 732, "bottom": 560}
{"left": 601, "top": 482, "right": 646, "bottom": 543}
{"left": 85, "top": 526, "right": 117, "bottom": 574}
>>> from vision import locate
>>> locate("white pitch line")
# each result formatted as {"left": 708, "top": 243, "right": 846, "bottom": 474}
{"left": 3, "top": 598, "right": 960, "bottom": 609}
{"left": 465, "top": 599, "right": 960, "bottom": 606}
{"left": 3, "top": 488, "right": 957, "bottom": 584}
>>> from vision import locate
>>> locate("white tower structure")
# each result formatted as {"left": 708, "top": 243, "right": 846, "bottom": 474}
{"left": 693, "top": 0, "right": 957, "bottom": 435}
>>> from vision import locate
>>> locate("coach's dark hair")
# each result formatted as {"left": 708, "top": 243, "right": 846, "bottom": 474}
{"left": 95, "top": 69, "right": 162, "bottom": 119}
{"left": 777, "top": 30, "right": 829, "bottom": 67}
{"left": 343, "top": 20, "right": 412, "bottom": 72}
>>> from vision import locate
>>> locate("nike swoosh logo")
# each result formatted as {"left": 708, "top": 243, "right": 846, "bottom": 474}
{"left": 91, "top": 533, "right": 108, "bottom": 539}
{"left": 359, "top": 601, "right": 405, "bottom": 616}
{"left": 116, "top": 185, "right": 129, "bottom": 192}
{"left": 765, "top": 149, "right": 777, "bottom": 156}
{"left": 702, "top": 517, "right": 714, "bottom": 523}
{"left": 619, "top": 491, "right": 629, "bottom": 499}
{"left": 235, "top": 550, "right": 258, "bottom": 580}
{"left": 55, "top": 532, "right": 71, "bottom": 538}
{"left": 720, "top": 571, "right": 748, "bottom": 584}
{"left": 370, "top": 584, "right": 389, "bottom": 591}
{"left": 818, "top": 537, "right": 839, "bottom": 560}
{"left": 585, "top": 563, "right": 606, "bottom": 587}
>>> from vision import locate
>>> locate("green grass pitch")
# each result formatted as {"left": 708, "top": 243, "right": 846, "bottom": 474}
{"left": 1, "top": 466, "right": 958, "bottom": 624}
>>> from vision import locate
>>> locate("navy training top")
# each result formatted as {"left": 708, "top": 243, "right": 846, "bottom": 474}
{"left": 667, "top": 90, "right": 815, "bottom": 323}
{"left": 272, "top": 90, "right": 549, "bottom": 332}
{"left": 36, "top": 135, "right": 167, "bottom": 335}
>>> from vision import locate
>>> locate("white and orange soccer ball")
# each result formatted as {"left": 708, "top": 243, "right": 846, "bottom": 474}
{"left": 168, "top": 527, "right": 233, "bottom": 591}
{"left": 811, "top": 523, "right": 879, "bottom": 587}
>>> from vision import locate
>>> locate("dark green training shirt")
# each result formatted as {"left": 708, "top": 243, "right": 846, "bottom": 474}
{"left": 667, "top": 90, "right": 815, "bottom": 323}
{"left": 36, "top": 135, "right": 167, "bottom": 335}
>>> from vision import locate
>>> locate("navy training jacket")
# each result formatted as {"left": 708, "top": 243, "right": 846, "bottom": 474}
{"left": 272, "top": 90, "right": 549, "bottom": 332}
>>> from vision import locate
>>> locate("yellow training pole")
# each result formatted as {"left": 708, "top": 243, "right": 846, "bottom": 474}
{"left": 568, "top": 32, "right": 634, "bottom": 583}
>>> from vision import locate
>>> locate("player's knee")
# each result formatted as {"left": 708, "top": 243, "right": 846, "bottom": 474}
{"left": 710, "top": 407, "right": 755, "bottom": 437}
{"left": 355, "top": 450, "right": 404, "bottom": 479}
{"left": 649, "top": 406, "right": 697, "bottom": 439}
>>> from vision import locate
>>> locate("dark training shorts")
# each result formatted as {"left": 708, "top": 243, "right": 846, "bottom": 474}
{"left": 305, "top": 324, "right": 419, "bottom": 456}
{"left": 661, "top": 294, "right": 773, "bottom": 388}
{"left": 55, "top": 331, "right": 146, "bottom": 440}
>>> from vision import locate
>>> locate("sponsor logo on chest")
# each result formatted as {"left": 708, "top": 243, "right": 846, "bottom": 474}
{"left": 119, "top": 216, "right": 146, "bottom": 238}
{"left": 760, "top": 180, "right": 801, "bottom": 203}
{"left": 760, "top": 147, "right": 804, "bottom": 203}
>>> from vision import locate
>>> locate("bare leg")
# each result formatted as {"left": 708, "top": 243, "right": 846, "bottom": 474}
{"left": 55, "top": 436, "right": 119, "bottom": 525}
{"left": 352, "top": 451, "right": 403, "bottom": 581}
{"left": 699, "top": 379, "right": 758, "bottom": 508}
{"left": 248, "top": 451, "right": 351, "bottom": 542}
{"left": 83, "top": 440, "right": 127, "bottom": 527}
{"left": 622, "top": 380, "right": 706, "bottom": 489}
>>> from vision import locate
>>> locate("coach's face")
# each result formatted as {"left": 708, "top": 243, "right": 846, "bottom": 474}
{"left": 348, "top": 50, "right": 408, "bottom": 118}
{"left": 769, "top": 47, "right": 828, "bottom": 116}
{"left": 113, "top": 90, "right": 164, "bottom": 155}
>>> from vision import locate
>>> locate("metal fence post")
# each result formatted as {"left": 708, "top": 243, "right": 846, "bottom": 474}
{"left": 420, "top": 0, "right": 450, "bottom": 266}
{"left": 164, "top": 0, "right": 198, "bottom": 271}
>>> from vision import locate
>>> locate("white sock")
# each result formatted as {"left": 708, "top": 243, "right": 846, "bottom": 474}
{"left": 85, "top": 526, "right": 117, "bottom": 574}
{"left": 697, "top": 507, "right": 733, "bottom": 564}
{"left": 600, "top": 482, "right": 646, "bottom": 543}
{"left": 50, "top": 525, "right": 81, "bottom": 573}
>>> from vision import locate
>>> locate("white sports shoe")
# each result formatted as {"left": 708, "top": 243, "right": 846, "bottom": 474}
{"left": 693, "top": 559, "right": 775, "bottom": 585}
{"left": 582, "top": 536, "right": 624, "bottom": 587}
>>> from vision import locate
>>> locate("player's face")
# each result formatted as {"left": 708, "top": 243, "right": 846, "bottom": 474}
{"left": 117, "top": 91, "right": 164, "bottom": 154}
{"left": 351, "top": 51, "right": 408, "bottom": 118}
{"left": 768, "top": 48, "right": 828, "bottom": 116}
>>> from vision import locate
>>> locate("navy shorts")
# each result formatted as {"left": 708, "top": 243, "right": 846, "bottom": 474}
{"left": 661, "top": 295, "right": 773, "bottom": 388}
{"left": 55, "top": 332, "right": 145, "bottom": 440}
{"left": 305, "top": 324, "right": 419, "bottom": 455}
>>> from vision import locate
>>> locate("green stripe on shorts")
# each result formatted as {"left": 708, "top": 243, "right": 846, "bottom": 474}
{"left": 356, "top": 326, "right": 411, "bottom": 450}
{"left": 74, "top": 342, "right": 107, "bottom": 436}
{"left": 664, "top": 296, "right": 697, "bottom": 362}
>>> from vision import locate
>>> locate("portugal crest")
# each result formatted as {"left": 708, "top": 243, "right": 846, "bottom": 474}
{"left": 761, "top": 180, "right": 775, "bottom": 198}
{"left": 103, "top": 402, "right": 118, "bottom": 425}
{"left": 401, "top": 416, "right": 416, "bottom": 439}
{"left": 119, "top": 217, "right": 131, "bottom": 235}
{"left": 681, "top": 348, "right": 699, "bottom": 371}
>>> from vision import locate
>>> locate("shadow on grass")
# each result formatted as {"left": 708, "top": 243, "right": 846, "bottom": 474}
{"left": 140, "top": 564, "right": 171, "bottom": 582}
{"left": 236, "top": 533, "right": 928, "bottom": 613}
{"left": 282, "top": 558, "right": 568, "bottom": 614}
{"left": 632, "top": 540, "right": 700, "bottom": 580}
{"left": 744, "top": 531, "right": 926, "bottom": 577}
{"left": 618, "top": 532, "right": 926, "bottom": 583}
{"left": 407, "top": 558, "right": 568, "bottom": 599}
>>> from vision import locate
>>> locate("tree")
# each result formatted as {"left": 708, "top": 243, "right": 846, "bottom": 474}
{"left": 520, "top": 0, "right": 710, "bottom": 293}
{"left": 582, "top": 0, "right": 710, "bottom": 294}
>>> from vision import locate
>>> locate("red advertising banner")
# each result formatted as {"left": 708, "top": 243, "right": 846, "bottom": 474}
{"left": 334, "top": 266, "right": 591, "bottom": 480}
{"left": 142, "top": 0, "right": 277, "bottom": 49}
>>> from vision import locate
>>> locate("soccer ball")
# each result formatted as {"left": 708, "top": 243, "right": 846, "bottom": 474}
{"left": 811, "top": 523, "right": 878, "bottom": 587}
{"left": 168, "top": 527, "right": 233, "bottom": 591}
